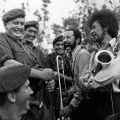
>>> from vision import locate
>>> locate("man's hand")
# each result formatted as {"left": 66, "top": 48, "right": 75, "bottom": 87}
{"left": 59, "top": 105, "right": 75, "bottom": 118}
{"left": 41, "top": 68, "right": 53, "bottom": 81}
{"left": 52, "top": 71, "right": 58, "bottom": 80}
{"left": 67, "top": 86, "right": 76, "bottom": 97}
{"left": 79, "top": 73, "right": 90, "bottom": 88}
{"left": 46, "top": 79, "right": 55, "bottom": 92}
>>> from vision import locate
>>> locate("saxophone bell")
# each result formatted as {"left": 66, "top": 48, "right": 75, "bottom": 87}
{"left": 95, "top": 50, "right": 114, "bottom": 68}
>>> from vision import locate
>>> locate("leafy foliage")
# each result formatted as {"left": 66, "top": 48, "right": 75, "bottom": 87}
{"left": 63, "top": 17, "right": 80, "bottom": 29}
{"left": 62, "top": 0, "right": 120, "bottom": 39}
{"left": 51, "top": 24, "right": 63, "bottom": 37}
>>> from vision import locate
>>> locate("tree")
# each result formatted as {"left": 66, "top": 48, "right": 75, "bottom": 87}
{"left": 33, "top": 0, "right": 51, "bottom": 48}
{"left": 70, "top": 0, "right": 120, "bottom": 38}
{"left": 41, "top": 0, "right": 51, "bottom": 30}
{"left": 51, "top": 24, "right": 63, "bottom": 37}
{"left": 62, "top": 17, "right": 80, "bottom": 29}
{"left": 62, "top": 0, "right": 97, "bottom": 38}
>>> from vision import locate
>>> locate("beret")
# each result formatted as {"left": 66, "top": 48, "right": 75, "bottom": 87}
{"left": 24, "top": 21, "right": 39, "bottom": 30}
{"left": 2, "top": 9, "right": 25, "bottom": 23}
{"left": 0, "top": 65, "right": 31, "bottom": 93}
{"left": 53, "top": 35, "right": 64, "bottom": 45}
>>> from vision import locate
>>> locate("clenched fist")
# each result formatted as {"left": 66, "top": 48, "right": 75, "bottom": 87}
{"left": 41, "top": 68, "right": 53, "bottom": 81}
{"left": 46, "top": 79, "right": 55, "bottom": 92}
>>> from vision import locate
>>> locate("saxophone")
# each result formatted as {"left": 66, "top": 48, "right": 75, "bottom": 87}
{"left": 92, "top": 36, "right": 120, "bottom": 76}
{"left": 80, "top": 36, "right": 120, "bottom": 89}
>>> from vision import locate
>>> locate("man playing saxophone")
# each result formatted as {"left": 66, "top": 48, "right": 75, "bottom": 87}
{"left": 79, "top": 9, "right": 120, "bottom": 120}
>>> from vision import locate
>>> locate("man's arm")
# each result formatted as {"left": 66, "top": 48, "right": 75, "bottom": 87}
{"left": 0, "top": 34, "right": 54, "bottom": 82}
{"left": 4, "top": 59, "right": 54, "bottom": 81}
{"left": 58, "top": 73, "right": 72, "bottom": 82}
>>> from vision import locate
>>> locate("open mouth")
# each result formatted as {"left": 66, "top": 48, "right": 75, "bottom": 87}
{"left": 91, "top": 33, "right": 97, "bottom": 40}
{"left": 64, "top": 41, "right": 70, "bottom": 45}
{"left": 14, "top": 30, "right": 22, "bottom": 35}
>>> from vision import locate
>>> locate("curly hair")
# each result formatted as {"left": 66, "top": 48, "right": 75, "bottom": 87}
{"left": 87, "top": 9, "right": 119, "bottom": 38}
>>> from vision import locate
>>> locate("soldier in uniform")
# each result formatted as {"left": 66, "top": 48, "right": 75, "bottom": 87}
{"left": 0, "top": 65, "right": 33, "bottom": 120}
{"left": 24, "top": 20, "right": 45, "bottom": 65}
{"left": 23, "top": 20, "right": 56, "bottom": 119}
{"left": 0, "top": 9, "right": 55, "bottom": 120}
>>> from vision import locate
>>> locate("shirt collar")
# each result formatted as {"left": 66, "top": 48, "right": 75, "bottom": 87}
{"left": 108, "top": 38, "right": 116, "bottom": 48}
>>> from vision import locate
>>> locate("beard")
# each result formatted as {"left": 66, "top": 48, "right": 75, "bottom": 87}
{"left": 96, "top": 35, "right": 104, "bottom": 46}
{"left": 92, "top": 31, "right": 105, "bottom": 47}
{"left": 70, "top": 41, "right": 76, "bottom": 50}
{"left": 64, "top": 41, "right": 76, "bottom": 51}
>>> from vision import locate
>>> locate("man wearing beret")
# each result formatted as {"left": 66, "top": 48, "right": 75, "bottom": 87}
{"left": 0, "top": 65, "right": 33, "bottom": 120}
{"left": 23, "top": 20, "right": 56, "bottom": 119}
{"left": 24, "top": 20, "right": 45, "bottom": 67}
{"left": 0, "top": 8, "right": 55, "bottom": 120}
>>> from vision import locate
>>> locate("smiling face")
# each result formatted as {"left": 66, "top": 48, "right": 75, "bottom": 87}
{"left": 5, "top": 17, "right": 25, "bottom": 39}
{"left": 25, "top": 26, "right": 38, "bottom": 42}
{"left": 14, "top": 80, "right": 33, "bottom": 114}
{"left": 64, "top": 30, "right": 75, "bottom": 47}
{"left": 90, "top": 21, "right": 105, "bottom": 44}
{"left": 54, "top": 41, "right": 64, "bottom": 55}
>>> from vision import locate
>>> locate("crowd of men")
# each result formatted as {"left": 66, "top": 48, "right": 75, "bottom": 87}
{"left": 0, "top": 7, "right": 120, "bottom": 120}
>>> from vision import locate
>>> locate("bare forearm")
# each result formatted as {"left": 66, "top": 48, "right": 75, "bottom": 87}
{"left": 4, "top": 59, "right": 53, "bottom": 81}
{"left": 4, "top": 59, "right": 22, "bottom": 66}
{"left": 30, "top": 68, "right": 45, "bottom": 80}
